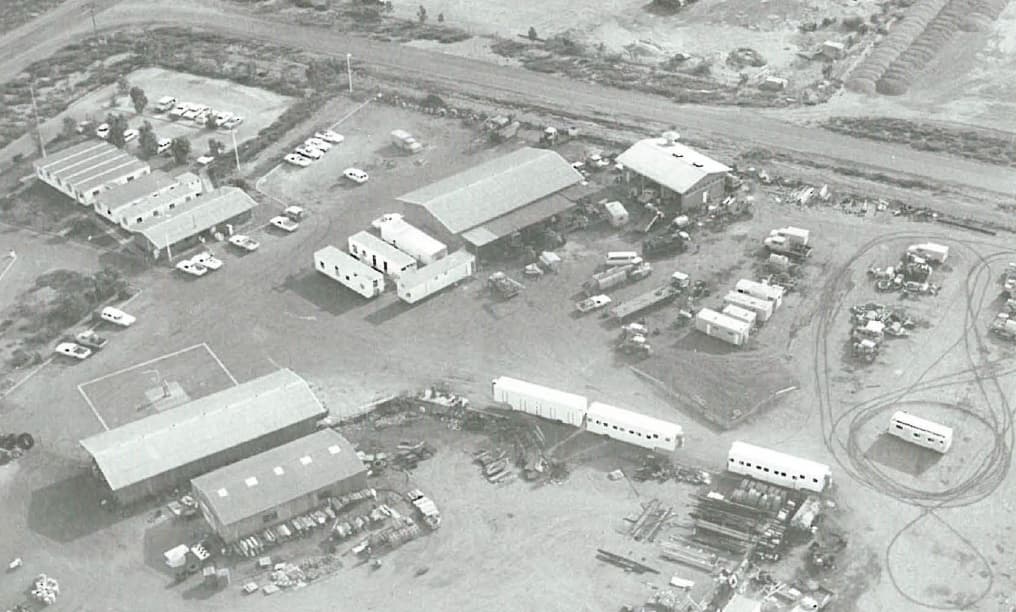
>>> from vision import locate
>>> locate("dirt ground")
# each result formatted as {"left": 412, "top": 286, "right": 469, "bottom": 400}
{"left": 2, "top": 98, "right": 1016, "bottom": 611}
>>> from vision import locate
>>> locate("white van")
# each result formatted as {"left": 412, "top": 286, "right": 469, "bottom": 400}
{"left": 156, "top": 138, "right": 172, "bottom": 155}
{"left": 605, "top": 251, "right": 642, "bottom": 267}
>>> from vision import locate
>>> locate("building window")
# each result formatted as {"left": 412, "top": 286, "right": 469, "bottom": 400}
{"left": 169, "top": 203, "right": 176, "bottom": 209}
{"left": 136, "top": 217, "right": 143, "bottom": 224}
{"left": 262, "top": 510, "right": 278, "bottom": 523}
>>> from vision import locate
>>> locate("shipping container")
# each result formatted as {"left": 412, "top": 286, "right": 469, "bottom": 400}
{"left": 695, "top": 308, "right": 751, "bottom": 346}
{"left": 723, "top": 291, "right": 774, "bottom": 322}
{"left": 490, "top": 376, "right": 588, "bottom": 427}
{"left": 888, "top": 411, "right": 953, "bottom": 453}
{"left": 735, "top": 279, "right": 784, "bottom": 308}
{"left": 585, "top": 401, "right": 683, "bottom": 452}
{"left": 314, "top": 246, "right": 384, "bottom": 299}
{"left": 396, "top": 250, "right": 475, "bottom": 304}
{"left": 727, "top": 441, "right": 832, "bottom": 493}
{"left": 721, "top": 304, "right": 757, "bottom": 328}
{"left": 380, "top": 219, "right": 448, "bottom": 265}
{"left": 348, "top": 231, "right": 418, "bottom": 278}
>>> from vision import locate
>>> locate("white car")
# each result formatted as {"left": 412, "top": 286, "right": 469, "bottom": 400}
{"left": 191, "top": 251, "right": 223, "bottom": 270}
{"left": 371, "top": 213, "right": 403, "bottom": 230}
{"left": 95, "top": 123, "right": 110, "bottom": 139}
{"left": 55, "top": 342, "right": 92, "bottom": 360}
{"left": 228, "top": 234, "right": 260, "bottom": 252}
{"left": 157, "top": 138, "right": 172, "bottom": 155}
{"left": 222, "top": 116, "right": 244, "bottom": 130}
{"left": 270, "top": 216, "right": 300, "bottom": 233}
{"left": 100, "top": 306, "right": 136, "bottom": 327}
{"left": 193, "top": 112, "right": 211, "bottom": 126}
{"left": 176, "top": 259, "right": 209, "bottom": 277}
{"left": 283, "top": 206, "right": 306, "bottom": 221}
{"left": 284, "top": 153, "right": 312, "bottom": 167}
{"left": 169, "top": 104, "right": 190, "bottom": 120}
{"left": 182, "top": 108, "right": 201, "bottom": 120}
{"left": 343, "top": 168, "right": 369, "bottom": 184}
{"left": 294, "top": 146, "right": 323, "bottom": 160}
{"left": 305, "top": 137, "right": 332, "bottom": 152}
{"left": 315, "top": 130, "right": 344, "bottom": 144}
{"left": 123, "top": 128, "right": 139, "bottom": 143}
{"left": 213, "top": 112, "right": 233, "bottom": 126}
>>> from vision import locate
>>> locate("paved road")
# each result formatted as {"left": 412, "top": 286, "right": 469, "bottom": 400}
{"left": 2, "top": 1, "right": 1013, "bottom": 198}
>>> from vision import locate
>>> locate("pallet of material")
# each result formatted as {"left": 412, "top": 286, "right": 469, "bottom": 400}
{"left": 659, "top": 543, "right": 718, "bottom": 572}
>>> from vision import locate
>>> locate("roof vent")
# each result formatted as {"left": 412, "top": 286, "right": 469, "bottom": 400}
{"left": 692, "top": 162, "right": 704, "bottom": 168}
{"left": 327, "top": 445, "right": 342, "bottom": 455}
{"left": 244, "top": 476, "right": 259, "bottom": 487}
{"left": 273, "top": 466, "right": 285, "bottom": 476}
{"left": 672, "top": 153, "right": 685, "bottom": 158}
{"left": 300, "top": 456, "right": 313, "bottom": 466}
{"left": 217, "top": 488, "right": 229, "bottom": 498}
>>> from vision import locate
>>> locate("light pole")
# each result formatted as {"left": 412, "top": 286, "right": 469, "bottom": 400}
{"left": 28, "top": 82, "right": 45, "bottom": 158}
{"left": 346, "top": 53, "right": 353, "bottom": 94}
{"left": 230, "top": 129, "right": 240, "bottom": 172}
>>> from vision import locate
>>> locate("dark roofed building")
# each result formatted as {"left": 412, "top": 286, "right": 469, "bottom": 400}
{"left": 80, "top": 369, "right": 327, "bottom": 505}
{"left": 191, "top": 430, "right": 367, "bottom": 542}
{"left": 616, "top": 137, "right": 731, "bottom": 211}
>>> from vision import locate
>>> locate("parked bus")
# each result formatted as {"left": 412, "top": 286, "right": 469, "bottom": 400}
{"left": 887, "top": 411, "right": 953, "bottom": 453}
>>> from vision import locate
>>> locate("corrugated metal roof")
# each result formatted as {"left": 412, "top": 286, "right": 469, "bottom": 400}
{"left": 461, "top": 192, "right": 575, "bottom": 248}
{"left": 587, "top": 402, "right": 683, "bottom": 438}
{"left": 120, "top": 180, "right": 204, "bottom": 220}
{"left": 34, "top": 141, "right": 117, "bottom": 173}
{"left": 135, "top": 187, "right": 257, "bottom": 249}
{"left": 79, "top": 369, "right": 326, "bottom": 492}
{"left": 616, "top": 138, "right": 730, "bottom": 194}
{"left": 396, "top": 250, "right": 475, "bottom": 288}
{"left": 397, "top": 147, "right": 583, "bottom": 234}
{"left": 94, "top": 171, "right": 178, "bottom": 212}
{"left": 76, "top": 159, "right": 151, "bottom": 193}
{"left": 191, "top": 430, "right": 365, "bottom": 527}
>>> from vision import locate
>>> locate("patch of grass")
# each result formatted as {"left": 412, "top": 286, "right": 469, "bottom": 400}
{"left": 0, "top": 0, "right": 67, "bottom": 36}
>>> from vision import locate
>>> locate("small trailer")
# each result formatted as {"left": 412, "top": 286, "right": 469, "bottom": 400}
{"left": 348, "top": 231, "right": 417, "bottom": 278}
{"left": 315, "top": 246, "right": 384, "bottom": 298}
{"left": 695, "top": 308, "right": 750, "bottom": 346}
{"left": 396, "top": 250, "right": 475, "bottom": 304}
{"left": 608, "top": 285, "right": 681, "bottom": 321}
{"left": 907, "top": 242, "right": 948, "bottom": 264}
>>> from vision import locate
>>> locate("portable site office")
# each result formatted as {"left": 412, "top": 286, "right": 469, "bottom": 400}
{"left": 888, "top": 411, "right": 953, "bottom": 453}
{"left": 735, "top": 279, "right": 784, "bottom": 308}
{"left": 721, "top": 304, "right": 757, "bottom": 328}
{"left": 348, "top": 231, "right": 417, "bottom": 278}
{"left": 724, "top": 291, "right": 774, "bottom": 322}
{"left": 695, "top": 308, "right": 751, "bottom": 346}
{"left": 314, "top": 246, "right": 384, "bottom": 299}
{"left": 379, "top": 218, "right": 448, "bottom": 265}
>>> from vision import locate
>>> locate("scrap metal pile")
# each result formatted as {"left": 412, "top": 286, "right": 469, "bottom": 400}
{"left": 627, "top": 498, "right": 674, "bottom": 543}
{"left": 867, "top": 245, "right": 946, "bottom": 297}
{"left": 631, "top": 454, "right": 712, "bottom": 486}
{"left": 0, "top": 432, "right": 34, "bottom": 465}
{"left": 472, "top": 448, "right": 516, "bottom": 485}
{"left": 849, "top": 303, "right": 916, "bottom": 363}
{"left": 30, "top": 574, "right": 60, "bottom": 606}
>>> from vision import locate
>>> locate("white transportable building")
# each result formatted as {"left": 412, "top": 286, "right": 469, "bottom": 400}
{"left": 721, "top": 304, "right": 757, "bottom": 328}
{"left": 379, "top": 218, "right": 448, "bottom": 265}
{"left": 727, "top": 441, "right": 832, "bottom": 493}
{"left": 314, "top": 246, "right": 384, "bottom": 299}
{"left": 585, "top": 402, "right": 683, "bottom": 452}
{"left": 34, "top": 141, "right": 151, "bottom": 206}
{"left": 396, "top": 250, "right": 475, "bottom": 304}
{"left": 735, "top": 279, "right": 784, "bottom": 308}
{"left": 348, "top": 231, "right": 417, "bottom": 278}
{"left": 723, "top": 291, "right": 774, "bottom": 322}
{"left": 888, "top": 411, "right": 953, "bottom": 453}
{"left": 695, "top": 308, "right": 751, "bottom": 346}
{"left": 491, "top": 376, "right": 588, "bottom": 428}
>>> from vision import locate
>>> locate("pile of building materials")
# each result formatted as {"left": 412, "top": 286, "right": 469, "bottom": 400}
{"left": 373, "top": 519, "right": 422, "bottom": 548}
{"left": 868, "top": 243, "right": 945, "bottom": 295}
{"left": 472, "top": 448, "right": 515, "bottom": 484}
{"left": 849, "top": 303, "right": 914, "bottom": 362}
{"left": 268, "top": 563, "right": 306, "bottom": 589}
{"left": 407, "top": 489, "right": 441, "bottom": 529}
{"left": 659, "top": 541, "right": 721, "bottom": 571}
{"left": 627, "top": 498, "right": 673, "bottom": 542}
{"left": 30, "top": 574, "right": 60, "bottom": 605}
{"left": 596, "top": 549, "right": 660, "bottom": 574}
{"left": 616, "top": 322, "right": 653, "bottom": 356}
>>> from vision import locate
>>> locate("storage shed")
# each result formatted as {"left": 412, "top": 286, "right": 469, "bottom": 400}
{"left": 80, "top": 369, "right": 327, "bottom": 505}
{"left": 615, "top": 136, "right": 730, "bottom": 211}
{"left": 191, "top": 430, "right": 366, "bottom": 542}
{"left": 396, "top": 250, "right": 475, "bottom": 304}
{"left": 585, "top": 402, "right": 684, "bottom": 452}
{"left": 723, "top": 291, "right": 774, "bottom": 322}
{"left": 348, "top": 231, "right": 417, "bottom": 278}
{"left": 695, "top": 308, "right": 751, "bottom": 346}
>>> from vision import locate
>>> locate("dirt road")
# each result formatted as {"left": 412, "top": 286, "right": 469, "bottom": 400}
{"left": 0, "top": 0, "right": 1012, "bottom": 200}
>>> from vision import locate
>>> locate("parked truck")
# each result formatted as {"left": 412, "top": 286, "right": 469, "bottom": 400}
{"left": 391, "top": 129, "right": 423, "bottom": 154}
{"left": 764, "top": 227, "right": 812, "bottom": 260}
{"left": 990, "top": 314, "right": 1016, "bottom": 341}
{"left": 582, "top": 262, "right": 652, "bottom": 296}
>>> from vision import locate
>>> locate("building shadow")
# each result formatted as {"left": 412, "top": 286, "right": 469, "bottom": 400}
{"left": 672, "top": 328, "right": 740, "bottom": 355}
{"left": 864, "top": 433, "right": 941, "bottom": 477}
{"left": 27, "top": 470, "right": 121, "bottom": 543}
{"left": 280, "top": 270, "right": 364, "bottom": 317}
{"left": 364, "top": 298, "right": 415, "bottom": 326}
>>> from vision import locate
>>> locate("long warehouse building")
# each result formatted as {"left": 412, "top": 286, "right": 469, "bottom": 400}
{"left": 80, "top": 369, "right": 328, "bottom": 505}
{"left": 191, "top": 429, "right": 367, "bottom": 542}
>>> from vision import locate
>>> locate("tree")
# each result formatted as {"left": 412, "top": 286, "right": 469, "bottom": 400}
{"left": 170, "top": 136, "right": 191, "bottom": 165}
{"left": 208, "top": 138, "right": 225, "bottom": 157}
{"left": 417, "top": 5, "right": 427, "bottom": 22}
{"left": 528, "top": 27, "right": 538, "bottom": 41}
{"left": 129, "top": 86, "right": 148, "bottom": 115}
{"left": 138, "top": 121, "right": 158, "bottom": 158}
{"left": 205, "top": 113, "right": 218, "bottom": 130}
{"left": 116, "top": 75, "right": 130, "bottom": 96}
{"left": 61, "top": 116, "right": 78, "bottom": 139}
{"left": 437, "top": 12, "right": 444, "bottom": 22}
{"left": 105, "top": 113, "right": 128, "bottom": 148}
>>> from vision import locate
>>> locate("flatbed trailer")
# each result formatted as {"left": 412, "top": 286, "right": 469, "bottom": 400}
{"left": 608, "top": 285, "right": 680, "bottom": 321}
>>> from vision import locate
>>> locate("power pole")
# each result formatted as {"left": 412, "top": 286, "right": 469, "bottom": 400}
{"left": 28, "top": 82, "right": 45, "bottom": 158}
{"left": 230, "top": 129, "right": 240, "bottom": 172}
{"left": 346, "top": 53, "right": 353, "bottom": 94}
{"left": 87, "top": 3, "right": 99, "bottom": 40}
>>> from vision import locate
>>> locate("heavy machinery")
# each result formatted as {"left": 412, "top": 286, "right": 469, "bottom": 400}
{"left": 642, "top": 232, "right": 688, "bottom": 259}
{"left": 616, "top": 323, "right": 652, "bottom": 357}
{"left": 852, "top": 339, "right": 878, "bottom": 363}
{"left": 484, "top": 115, "right": 520, "bottom": 144}
{"left": 488, "top": 272, "right": 524, "bottom": 299}
{"left": 0, "top": 432, "right": 35, "bottom": 465}
{"left": 1001, "top": 262, "right": 1016, "bottom": 298}
{"left": 990, "top": 313, "right": 1016, "bottom": 341}
{"left": 539, "top": 126, "right": 578, "bottom": 147}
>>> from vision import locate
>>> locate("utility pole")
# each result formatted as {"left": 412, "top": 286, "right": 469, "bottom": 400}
{"left": 87, "top": 3, "right": 99, "bottom": 40}
{"left": 230, "top": 129, "right": 240, "bottom": 172}
{"left": 346, "top": 53, "right": 353, "bottom": 94}
{"left": 28, "top": 82, "right": 45, "bottom": 158}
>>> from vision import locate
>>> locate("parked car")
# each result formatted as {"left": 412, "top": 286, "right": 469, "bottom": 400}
{"left": 193, "top": 112, "right": 211, "bottom": 126}
{"left": 157, "top": 138, "right": 172, "bottom": 155}
{"left": 175, "top": 259, "right": 209, "bottom": 277}
{"left": 283, "top": 206, "right": 306, "bottom": 222}
{"left": 270, "top": 216, "right": 300, "bottom": 232}
{"left": 284, "top": 153, "right": 312, "bottom": 167}
{"left": 191, "top": 251, "right": 223, "bottom": 270}
{"left": 74, "top": 330, "right": 108, "bottom": 349}
{"left": 169, "top": 104, "right": 191, "bottom": 120}
{"left": 55, "top": 342, "right": 92, "bottom": 360}
{"left": 344, "top": 168, "right": 369, "bottom": 184}
{"left": 181, "top": 108, "right": 201, "bottom": 120}
{"left": 95, "top": 123, "right": 110, "bottom": 139}
{"left": 123, "top": 128, "right": 139, "bottom": 143}
{"left": 228, "top": 234, "right": 260, "bottom": 252}
{"left": 76, "top": 120, "right": 94, "bottom": 134}
{"left": 213, "top": 111, "right": 234, "bottom": 127}
{"left": 294, "top": 146, "right": 323, "bottom": 160}
{"left": 99, "top": 306, "right": 136, "bottom": 327}
{"left": 305, "top": 137, "right": 332, "bottom": 152}
{"left": 315, "top": 130, "right": 344, "bottom": 144}
{"left": 195, "top": 155, "right": 215, "bottom": 166}
{"left": 222, "top": 116, "right": 244, "bottom": 130}
{"left": 154, "top": 96, "right": 177, "bottom": 112}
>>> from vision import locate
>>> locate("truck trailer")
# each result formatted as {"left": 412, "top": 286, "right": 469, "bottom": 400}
{"left": 491, "top": 376, "right": 589, "bottom": 428}
{"left": 396, "top": 250, "right": 475, "bottom": 304}
{"left": 314, "top": 246, "right": 384, "bottom": 298}
{"left": 695, "top": 308, "right": 751, "bottom": 346}
{"left": 379, "top": 218, "right": 448, "bottom": 265}
{"left": 348, "top": 231, "right": 418, "bottom": 279}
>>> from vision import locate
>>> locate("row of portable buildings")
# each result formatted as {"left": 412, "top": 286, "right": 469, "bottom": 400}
{"left": 694, "top": 279, "right": 786, "bottom": 346}
{"left": 314, "top": 215, "right": 475, "bottom": 304}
